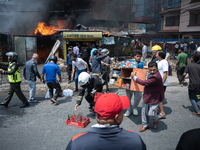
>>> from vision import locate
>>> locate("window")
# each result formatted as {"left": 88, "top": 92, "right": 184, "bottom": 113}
{"left": 189, "top": 12, "right": 200, "bottom": 26}
{"left": 168, "top": 0, "right": 172, "bottom": 6}
{"left": 166, "top": 16, "right": 179, "bottom": 26}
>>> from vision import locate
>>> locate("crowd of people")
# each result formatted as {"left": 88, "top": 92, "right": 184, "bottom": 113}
{"left": 0, "top": 40, "right": 200, "bottom": 149}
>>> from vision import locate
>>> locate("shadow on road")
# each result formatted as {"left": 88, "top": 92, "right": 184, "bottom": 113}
{"left": 182, "top": 105, "right": 194, "bottom": 113}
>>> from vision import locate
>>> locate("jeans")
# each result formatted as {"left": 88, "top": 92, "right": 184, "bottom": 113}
{"left": 126, "top": 89, "right": 142, "bottom": 111}
{"left": 189, "top": 89, "right": 200, "bottom": 113}
{"left": 75, "top": 69, "right": 87, "bottom": 90}
{"left": 190, "top": 50, "right": 195, "bottom": 58}
{"left": 27, "top": 80, "right": 36, "bottom": 100}
{"left": 142, "top": 103, "right": 160, "bottom": 127}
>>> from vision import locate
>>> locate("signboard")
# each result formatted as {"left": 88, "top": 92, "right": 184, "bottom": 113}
{"left": 128, "top": 23, "right": 146, "bottom": 34}
{"left": 63, "top": 32, "right": 102, "bottom": 39}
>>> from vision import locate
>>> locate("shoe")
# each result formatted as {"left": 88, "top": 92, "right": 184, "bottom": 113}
{"left": 124, "top": 110, "right": 131, "bottom": 117}
{"left": 139, "top": 126, "right": 148, "bottom": 132}
{"left": 0, "top": 103, "right": 8, "bottom": 108}
{"left": 71, "top": 79, "right": 75, "bottom": 82}
{"left": 50, "top": 100, "right": 54, "bottom": 104}
{"left": 73, "top": 89, "right": 78, "bottom": 92}
{"left": 153, "top": 121, "right": 158, "bottom": 129}
{"left": 133, "top": 109, "right": 138, "bottom": 116}
{"left": 20, "top": 103, "right": 29, "bottom": 108}
{"left": 51, "top": 98, "right": 59, "bottom": 105}
{"left": 68, "top": 81, "right": 71, "bottom": 84}
{"left": 28, "top": 99, "right": 38, "bottom": 103}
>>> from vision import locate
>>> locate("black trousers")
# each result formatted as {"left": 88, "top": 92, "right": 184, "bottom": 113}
{"left": 47, "top": 82, "right": 61, "bottom": 100}
{"left": 3, "top": 82, "right": 28, "bottom": 106}
{"left": 67, "top": 64, "right": 72, "bottom": 81}
{"left": 177, "top": 67, "right": 185, "bottom": 84}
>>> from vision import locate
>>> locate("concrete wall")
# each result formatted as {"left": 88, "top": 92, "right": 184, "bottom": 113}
{"left": 179, "top": 0, "right": 200, "bottom": 32}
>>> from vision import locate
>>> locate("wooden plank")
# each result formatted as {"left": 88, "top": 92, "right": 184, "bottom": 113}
{"left": 130, "top": 68, "right": 147, "bottom": 92}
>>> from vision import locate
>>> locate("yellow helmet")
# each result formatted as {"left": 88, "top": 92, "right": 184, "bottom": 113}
{"left": 151, "top": 45, "right": 162, "bottom": 51}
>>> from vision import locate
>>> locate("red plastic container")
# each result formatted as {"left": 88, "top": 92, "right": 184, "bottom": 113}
{"left": 94, "top": 92, "right": 104, "bottom": 102}
{"left": 66, "top": 115, "right": 90, "bottom": 128}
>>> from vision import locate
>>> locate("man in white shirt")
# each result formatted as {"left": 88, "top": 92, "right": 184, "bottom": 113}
{"left": 71, "top": 54, "right": 90, "bottom": 91}
{"left": 156, "top": 51, "right": 168, "bottom": 119}
{"left": 141, "top": 42, "right": 147, "bottom": 62}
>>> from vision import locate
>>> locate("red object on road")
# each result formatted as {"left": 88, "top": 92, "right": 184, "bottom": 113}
{"left": 66, "top": 115, "right": 90, "bottom": 128}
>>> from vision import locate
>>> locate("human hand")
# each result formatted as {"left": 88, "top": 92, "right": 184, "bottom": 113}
{"left": 87, "top": 70, "right": 90, "bottom": 74}
{"left": 40, "top": 78, "right": 42, "bottom": 82}
{"left": 65, "top": 65, "right": 68, "bottom": 68}
{"left": 59, "top": 79, "right": 62, "bottom": 84}
{"left": 42, "top": 79, "right": 46, "bottom": 84}
{"left": 131, "top": 71, "right": 136, "bottom": 77}
{"left": 107, "top": 51, "right": 110, "bottom": 55}
{"left": 75, "top": 104, "right": 79, "bottom": 110}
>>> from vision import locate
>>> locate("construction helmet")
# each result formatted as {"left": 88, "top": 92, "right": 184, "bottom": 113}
{"left": 78, "top": 72, "right": 91, "bottom": 86}
{"left": 101, "top": 48, "right": 109, "bottom": 53}
{"left": 6, "top": 52, "right": 18, "bottom": 62}
{"left": 49, "top": 55, "right": 57, "bottom": 64}
{"left": 197, "top": 46, "right": 200, "bottom": 52}
{"left": 151, "top": 45, "right": 162, "bottom": 51}
{"left": 68, "top": 46, "right": 73, "bottom": 51}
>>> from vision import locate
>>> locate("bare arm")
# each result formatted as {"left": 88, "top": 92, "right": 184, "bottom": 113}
{"left": 175, "top": 59, "right": 180, "bottom": 69}
{"left": 86, "top": 64, "right": 90, "bottom": 74}
{"left": 71, "top": 69, "right": 75, "bottom": 79}
{"left": 41, "top": 74, "right": 45, "bottom": 84}
{"left": 58, "top": 75, "right": 62, "bottom": 83}
{"left": 163, "top": 71, "right": 168, "bottom": 84}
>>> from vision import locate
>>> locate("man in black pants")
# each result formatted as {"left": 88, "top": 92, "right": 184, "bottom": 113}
{"left": 66, "top": 46, "right": 74, "bottom": 84}
{"left": 0, "top": 52, "right": 29, "bottom": 108}
{"left": 175, "top": 48, "right": 188, "bottom": 86}
{"left": 41, "top": 55, "right": 62, "bottom": 105}
{"left": 74, "top": 72, "right": 107, "bottom": 111}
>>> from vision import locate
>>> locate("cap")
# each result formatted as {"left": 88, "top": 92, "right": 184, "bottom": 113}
{"left": 197, "top": 46, "right": 200, "bottom": 52}
{"left": 94, "top": 93, "right": 130, "bottom": 120}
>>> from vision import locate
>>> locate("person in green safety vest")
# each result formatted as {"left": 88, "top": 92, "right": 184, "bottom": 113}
{"left": 0, "top": 52, "right": 29, "bottom": 108}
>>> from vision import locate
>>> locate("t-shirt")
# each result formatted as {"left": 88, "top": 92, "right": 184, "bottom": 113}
{"left": 157, "top": 59, "right": 169, "bottom": 86}
{"left": 42, "top": 62, "right": 61, "bottom": 83}
{"left": 66, "top": 125, "right": 146, "bottom": 150}
{"left": 177, "top": 52, "right": 188, "bottom": 67}
{"left": 184, "top": 62, "right": 200, "bottom": 91}
{"left": 72, "top": 58, "right": 87, "bottom": 70}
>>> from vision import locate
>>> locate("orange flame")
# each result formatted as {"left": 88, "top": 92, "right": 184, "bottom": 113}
{"left": 34, "top": 20, "right": 64, "bottom": 35}
{"left": 105, "top": 31, "right": 109, "bottom": 34}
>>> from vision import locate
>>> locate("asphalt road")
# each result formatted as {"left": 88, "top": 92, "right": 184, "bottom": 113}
{"left": 0, "top": 86, "right": 200, "bottom": 150}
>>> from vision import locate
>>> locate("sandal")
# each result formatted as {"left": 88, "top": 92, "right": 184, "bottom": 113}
{"left": 158, "top": 114, "right": 166, "bottom": 119}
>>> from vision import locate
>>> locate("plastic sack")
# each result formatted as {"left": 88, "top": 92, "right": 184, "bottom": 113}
{"left": 45, "top": 89, "right": 56, "bottom": 99}
{"left": 63, "top": 89, "right": 73, "bottom": 97}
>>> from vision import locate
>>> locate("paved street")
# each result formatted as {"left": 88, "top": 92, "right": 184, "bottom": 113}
{"left": 0, "top": 85, "right": 200, "bottom": 150}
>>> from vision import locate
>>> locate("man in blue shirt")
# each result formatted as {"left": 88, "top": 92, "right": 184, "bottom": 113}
{"left": 89, "top": 45, "right": 97, "bottom": 63}
{"left": 66, "top": 46, "right": 74, "bottom": 84}
{"left": 91, "top": 50, "right": 109, "bottom": 75}
{"left": 41, "top": 55, "right": 62, "bottom": 105}
{"left": 124, "top": 50, "right": 144, "bottom": 117}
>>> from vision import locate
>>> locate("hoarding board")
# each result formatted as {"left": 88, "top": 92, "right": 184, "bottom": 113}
{"left": 128, "top": 23, "right": 146, "bottom": 34}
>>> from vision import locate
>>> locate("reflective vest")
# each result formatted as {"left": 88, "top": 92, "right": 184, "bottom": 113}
{"left": 8, "top": 62, "right": 21, "bottom": 83}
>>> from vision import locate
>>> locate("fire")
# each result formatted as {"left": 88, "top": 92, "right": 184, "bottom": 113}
{"left": 34, "top": 20, "right": 64, "bottom": 35}
{"left": 105, "top": 31, "right": 109, "bottom": 34}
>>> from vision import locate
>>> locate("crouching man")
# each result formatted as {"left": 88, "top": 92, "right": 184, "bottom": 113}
{"left": 74, "top": 72, "right": 107, "bottom": 111}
